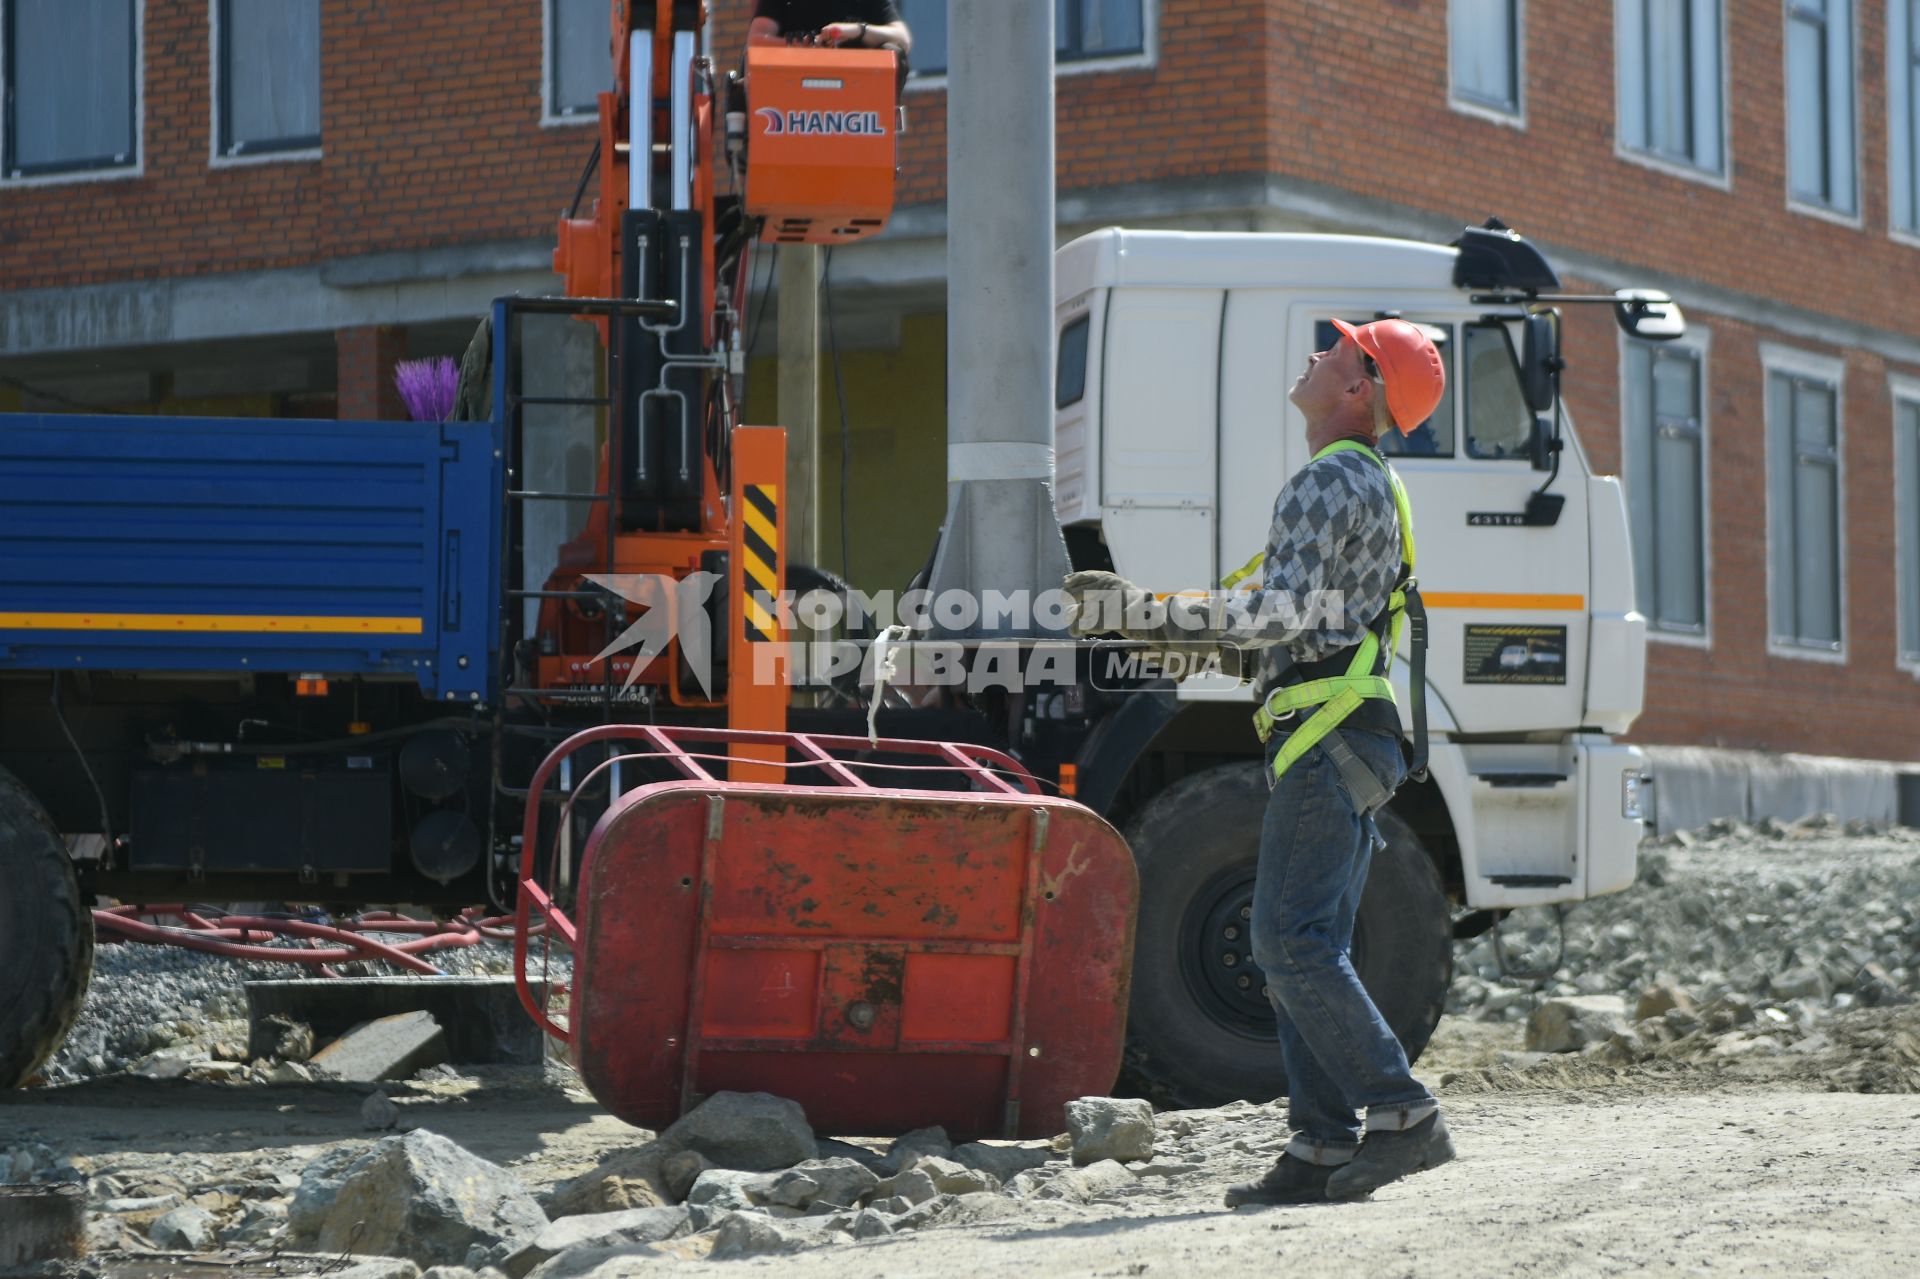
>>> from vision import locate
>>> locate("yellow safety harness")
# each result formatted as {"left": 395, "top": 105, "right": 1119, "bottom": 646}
{"left": 1225, "top": 441, "right": 1428, "bottom": 791}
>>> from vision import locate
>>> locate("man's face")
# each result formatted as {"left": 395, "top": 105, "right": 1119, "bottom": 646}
{"left": 1288, "top": 335, "right": 1369, "bottom": 425}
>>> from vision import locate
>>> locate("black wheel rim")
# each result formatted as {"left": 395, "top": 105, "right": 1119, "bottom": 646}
{"left": 1176, "top": 862, "right": 1371, "bottom": 1041}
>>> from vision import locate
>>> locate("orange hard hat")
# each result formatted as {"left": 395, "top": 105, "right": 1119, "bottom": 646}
{"left": 1331, "top": 318, "right": 1447, "bottom": 435}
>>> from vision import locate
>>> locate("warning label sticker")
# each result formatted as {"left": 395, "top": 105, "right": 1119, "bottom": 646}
{"left": 1463, "top": 624, "right": 1569, "bottom": 685}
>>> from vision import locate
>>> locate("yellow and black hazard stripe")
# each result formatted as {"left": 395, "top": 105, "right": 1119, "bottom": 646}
{"left": 740, "top": 483, "right": 780, "bottom": 643}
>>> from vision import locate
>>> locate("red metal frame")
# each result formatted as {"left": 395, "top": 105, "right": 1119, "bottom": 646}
{"left": 512, "top": 724, "right": 1044, "bottom": 1041}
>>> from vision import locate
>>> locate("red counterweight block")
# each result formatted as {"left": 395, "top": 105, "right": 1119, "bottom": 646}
{"left": 554, "top": 733, "right": 1138, "bottom": 1140}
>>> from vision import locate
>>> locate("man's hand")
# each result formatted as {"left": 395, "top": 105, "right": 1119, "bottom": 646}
{"left": 1061, "top": 569, "right": 1151, "bottom": 638}
{"left": 820, "top": 21, "right": 865, "bottom": 45}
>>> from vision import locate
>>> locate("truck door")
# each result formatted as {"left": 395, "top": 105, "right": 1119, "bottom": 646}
{"left": 1287, "top": 308, "right": 1591, "bottom": 735}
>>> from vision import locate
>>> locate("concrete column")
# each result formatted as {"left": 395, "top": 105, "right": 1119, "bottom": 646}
{"left": 778, "top": 244, "right": 821, "bottom": 571}
{"left": 922, "top": 0, "right": 1069, "bottom": 636}
{"left": 335, "top": 324, "right": 409, "bottom": 420}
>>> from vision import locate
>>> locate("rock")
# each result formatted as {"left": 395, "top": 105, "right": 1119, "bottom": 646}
{"left": 1770, "top": 966, "right": 1829, "bottom": 1002}
{"left": 185, "top": 1061, "right": 249, "bottom": 1083}
{"left": 708, "top": 1211, "right": 821, "bottom": 1258}
{"left": 656, "top": 1092, "right": 816, "bottom": 1172}
{"left": 1524, "top": 995, "right": 1629, "bottom": 1053}
{"left": 869, "top": 1195, "right": 912, "bottom": 1215}
{"left": 658, "top": 1151, "right": 710, "bottom": 1204}
{"left": 1034, "top": 1159, "right": 1137, "bottom": 1203}
{"left": 543, "top": 1144, "right": 672, "bottom": 1219}
{"left": 250, "top": 1014, "right": 314, "bottom": 1063}
{"left": 316, "top": 1129, "right": 547, "bottom": 1265}
{"left": 874, "top": 1167, "right": 937, "bottom": 1206}
{"left": 907, "top": 1156, "right": 999, "bottom": 1196}
{"left": 499, "top": 1206, "right": 689, "bottom": 1278}
{"left": 1065, "top": 1097, "right": 1155, "bottom": 1165}
{"left": 942, "top": 1192, "right": 1025, "bottom": 1225}
{"left": 423, "top": 1268, "right": 481, "bottom": 1279}
{"left": 150, "top": 1204, "right": 217, "bottom": 1250}
{"left": 764, "top": 1159, "right": 878, "bottom": 1210}
{"left": 1634, "top": 983, "right": 1696, "bottom": 1022}
{"left": 291, "top": 1144, "right": 382, "bottom": 1237}
{"left": 814, "top": 1138, "right": 889, "bottom": 1171}
{"left": 891, "top": 1193, "right": 958, "bottom": 1232}
{"left": 683, "top": 1169, "right": 770, "bottom": 1230}
{"left": 132, "top": 1047, "right": 199, "bottom": 1080}
{"left": 951, "top": 1141, "right": 1052, "bottom": 1184}
{"left": 328, "top": 1262, "right": 422, "bottom": 1279}
{"left": 221, "top": 1201, "right": 288, "bottom": 1245}
{"left": 99, "top": 1195, "right": 180, "bottom": 1214}
{"left": 259, "top": 1060, "right": 315, "bottom": 1085}
{"left": 363, "top": 1092, "right": 402, "bottom": 1131}
{"left": 878, "top": 1126, "right": 950, "bottom": 1174}
{"left": 850, "top": 1208, "right": 895, "bottom": 1239}
{"left": 311, "top": 1012, "right": 449, "bottom": 1084}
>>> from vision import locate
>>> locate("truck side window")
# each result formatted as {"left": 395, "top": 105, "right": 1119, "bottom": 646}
{"left": 1057, "top": 314, "right": 1091, "bottom": 409}
{"left": 1463, "top": 322, "right": 1532, "bottom": 460}
{"left": 1314, "top": 320, "right": 1454, "bottom": 456}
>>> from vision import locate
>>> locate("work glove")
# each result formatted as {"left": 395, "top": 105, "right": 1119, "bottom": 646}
{"left": 1061, "top": 569, "right": 1152, "bottom": 638}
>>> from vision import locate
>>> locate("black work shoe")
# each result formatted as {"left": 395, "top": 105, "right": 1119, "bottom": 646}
{"left": 1324, "top": 1111, "right": 1455, "bottom": 1199}
{"left": 1223, "top": 1153, "right": 1337, "bottom": 1208}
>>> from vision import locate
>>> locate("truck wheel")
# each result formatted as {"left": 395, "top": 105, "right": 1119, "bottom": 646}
{"left": 1119, "top": 760, "right": 1451, "bottom": 1109}
{"left": 0, "top": 768, "right": 93, "bottom": 1088}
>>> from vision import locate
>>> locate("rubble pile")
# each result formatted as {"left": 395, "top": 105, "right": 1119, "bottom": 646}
{"left": 1450, "top": 819, "right": 1920, "bottom": 1025}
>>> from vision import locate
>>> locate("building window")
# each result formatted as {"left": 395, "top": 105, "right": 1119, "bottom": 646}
{"left": 1616, "top": 0, "right": 1723, "bottom": 175}
{"left": 215, "top": 0, "right": 319, "bottom": 158}
{"left": 1891, "top": 0, "right": 1920, "bottom": 235}
{"left": 1, "top": 0, "right": 137, "bottom": 179}
{"left": 899, "top": 0, "right": 1146, "bottom": 78}
{"left": 548, "top": 0, "right": 611, "bottom": 120}
{"left": 1450, "top": 0, "right": 1521, "bottom": 116}
{"left": 1623, "top": 340, "right": 1708, "bottom": 635}
{"left": 1785, "top": 0, "right": 1857, "bottom": 216}
{"left": 1897, "top": 390, "right": 1920, "bottom": 668}
{"left": 1764, "top": 354, "right": 1845, "bottom": 655}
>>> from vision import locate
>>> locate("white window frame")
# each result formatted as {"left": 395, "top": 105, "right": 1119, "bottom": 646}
{"left": 207, "top": 0, "right": 321, "bottom": 169}
{"left": 0, "top": 0, "right": 145, "bottom": 188}
{"left": 1612, "top": 0, "right": 1730, "bottom": 188}
{"left": 1893, "top": 371, "right": 1920, "bottom": 676}
{"left": 1783, "top": 0, "right": 1862, "bottom": 227}
{"left": 1761, "top": 342, "right": 1849, "bottom": 663}
{"left": 1448, "top": 0, "right": 1526, "bottom": 129}
{"left": 905, "top": 0, "right": 1159, "bottom": 94}
{"left": 1619, "top": 324, "right": 1713, "bottom": 648}
{"left": 542, "top": 0, "right": 604, "bottom": 127}
{"left": 1890, "top": 0, "right": 1920, "bottom": 246}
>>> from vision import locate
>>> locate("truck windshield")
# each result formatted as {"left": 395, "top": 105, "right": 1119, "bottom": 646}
{"left": 1315, "top": 319, "right": 1454, "bottom": 457}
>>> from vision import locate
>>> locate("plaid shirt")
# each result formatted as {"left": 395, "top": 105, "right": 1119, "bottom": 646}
{"left": 1133, "top": 447, "right": 1403, "bottom": 683}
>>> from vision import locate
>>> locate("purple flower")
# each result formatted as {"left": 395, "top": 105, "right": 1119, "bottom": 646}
{"left": 393, "top": 357, "right": 459, "bottom": 422}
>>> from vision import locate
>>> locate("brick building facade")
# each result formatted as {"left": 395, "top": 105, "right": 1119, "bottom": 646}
{"left": 2, "top": 1, "right": 1918, "bottom": 763}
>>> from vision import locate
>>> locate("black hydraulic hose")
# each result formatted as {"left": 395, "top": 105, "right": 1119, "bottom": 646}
{"left": 50, "top": 676, "right": 114, "bottom": 853}
{"left": 565, "top": 139, "right": 602, "bottom": 221}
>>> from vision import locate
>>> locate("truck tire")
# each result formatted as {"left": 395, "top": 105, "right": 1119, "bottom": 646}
{"left": 0, "top": 768, "right": 93, "bottom": 1088}
{"left": 1120, "top": 760, "right": 1451, "bottom": 1109}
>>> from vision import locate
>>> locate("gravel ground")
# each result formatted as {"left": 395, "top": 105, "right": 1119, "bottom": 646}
{"left": 6, "top": 823, "right": 1917, "bottom": 1276}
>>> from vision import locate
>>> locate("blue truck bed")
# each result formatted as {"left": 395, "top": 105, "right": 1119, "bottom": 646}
{"left": 0, "top": 412, "right": 501, "bottom": 701}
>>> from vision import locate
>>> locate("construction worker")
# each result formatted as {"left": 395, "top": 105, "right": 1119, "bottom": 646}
{"left": 1062, "top": 319, "right": 1453, "bottom": 1206}
{"left": 747, "top": 0, "right": 913, "bottom": 54}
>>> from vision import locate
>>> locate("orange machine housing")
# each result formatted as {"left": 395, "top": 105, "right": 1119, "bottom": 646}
{"left": 745, "top": 46, "right": 898, "bottom": 244}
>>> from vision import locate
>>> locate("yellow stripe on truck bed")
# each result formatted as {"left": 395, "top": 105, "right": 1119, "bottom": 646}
{"left": 0, "top": 611, "right": 425, "bottom": 635}
{"left": 1422, "top": 593, "right": 1585, "bottom": 612}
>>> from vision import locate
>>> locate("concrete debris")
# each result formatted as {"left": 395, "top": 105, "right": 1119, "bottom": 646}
{"left": 908, "top": 1154, "right": 1001, "bottom": 1196}
{"left": 363, "top": 1091, "right": 403, "bottom": 1130}
{"left": 1033, "top": 1159, "right": 1138, "bottom": 1203}
{"left": 542, "top": 1145, "right": 671, "bottom": 1219}
{"left": 763, "top": 1158, "right": 878, "bottom": 1210}
{"left": 851, "top": 1207, "right": 895, "bottom": 1239}
{"left": 656, "top": 1092, "right": 817, "bottom": 1172}
{"left": 878, "top": 1126, "right": 951, "bottom": 1174}
{"left": 951, "top": 1141, "right": 1053, "bottom": 1183}
{"left": 875, "top": 1166, "right": 938, "bottom": 1206}
{"left": 683, "top": 1169, "right": 768, "bottom": 1230}
{"left": 1525, "top": 996, "right": 1629, "bottom": 1054}
{"left": 250, "top": 1014, "right": 315, "bottom": 1063}
{"left": 499, "top": 1206, "right": 689, "bottom": 1278}
{"left": 290, "top": 1143, "right": 380, "bottom": 1237}
{"left": 310, "top": 1011, "right": 450, "bottom": 1084}
{"left": 257, "top": 1060, "right": 316, "bottom": 1085}
{"left": 148, "top": 1203, "right": 217, "bottom": 1250}
{"left": 325, "top": 1262, "right": 422, "bottom": 1279}
{"left": 1633, "top": 983, "right": 1696, "bottom": 1022}
{"left": 1065, "top": 1096, "right": 1156, "bottom": 1165}
{"left": 315, "top": 1129, "right": 547, "bottom": 1264}
{"left": 707, "top": 1210, "right": 827, "bottom": 1257}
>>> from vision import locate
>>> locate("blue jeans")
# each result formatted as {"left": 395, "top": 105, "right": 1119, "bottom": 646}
{"left": 1253, "top": 726, "right": 1433, "bottom": 1159}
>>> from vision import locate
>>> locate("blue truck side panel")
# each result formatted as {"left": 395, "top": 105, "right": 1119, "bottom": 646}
{"left": 0, "top": 413, "right": 502, "bottom": 700}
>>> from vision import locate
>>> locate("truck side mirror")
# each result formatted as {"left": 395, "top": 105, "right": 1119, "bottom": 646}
{"left": 1520, "top": 311, "right": 1560, "bottom": 413}
{"left": 1612, "top": 289, "right": 1686, "bottom": 341}
{"left": 1529, "top": 416, "right": 1558, "bottom": 472}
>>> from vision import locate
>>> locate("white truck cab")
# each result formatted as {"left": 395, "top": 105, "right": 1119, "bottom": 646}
{"left": 1054, "top": 226, "right": 1662, "bottom": 917}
